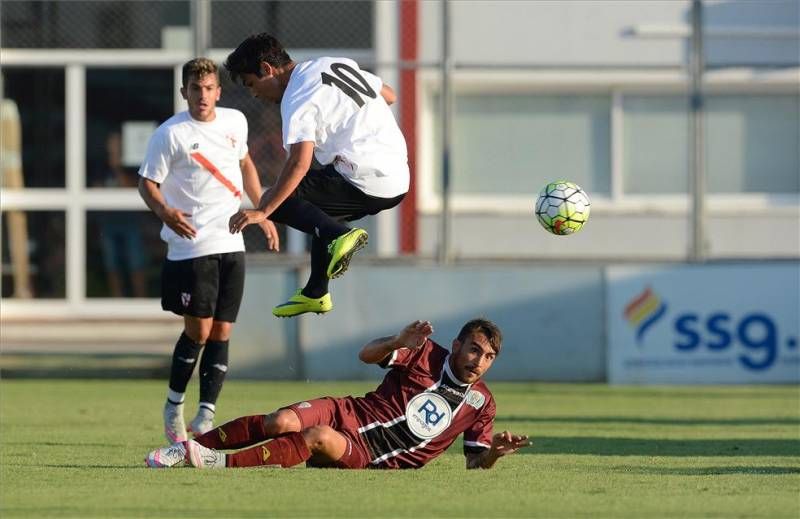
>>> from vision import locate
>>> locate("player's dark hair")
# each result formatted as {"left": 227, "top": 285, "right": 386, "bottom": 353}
{"left": 182, "top": 57, "right": 218, "bottom": 87}
{"left": 224, "top": 33, "right": 292, "bottom": 84}
{"left": 457, "top": 318, "right": 503, "bottom": 355}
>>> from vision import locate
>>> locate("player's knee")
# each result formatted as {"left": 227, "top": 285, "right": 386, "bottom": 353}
{"left": 264, "top": 409, "right": 300, "bottom": 435}
{"left": 209, "top": 321, "right": 232, "bottom": 341}
{"left": 303, "top": 425, "right": 336, "bottom": 452}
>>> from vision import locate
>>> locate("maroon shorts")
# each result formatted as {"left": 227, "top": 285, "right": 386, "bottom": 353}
{"left": 285, "top": 397, "right": 372, "bottom": 469}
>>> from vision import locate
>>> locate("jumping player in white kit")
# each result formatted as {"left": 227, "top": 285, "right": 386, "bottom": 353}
{"left": 138, "top": 58, "right": 279, "bottom": 443}
{"left": 225, "top": 33, "right": 410, "bottom": 318}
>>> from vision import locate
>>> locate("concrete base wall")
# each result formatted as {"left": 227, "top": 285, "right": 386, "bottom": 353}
{"left": 231, "top": 263, "right": 607, "bottom": 382}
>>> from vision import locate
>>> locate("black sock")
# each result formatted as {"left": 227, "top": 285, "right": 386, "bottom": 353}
{"left": 270, "top": 195, "right": 350, "bottom": 241}
{"left": 199, "top": 339, "right": 229, "bottom": 407}
{"left": 302, "top": 236, "right": 331, "bottom": 298}
{"left": 168, "top": 332, "right": 203, "bottom": 395}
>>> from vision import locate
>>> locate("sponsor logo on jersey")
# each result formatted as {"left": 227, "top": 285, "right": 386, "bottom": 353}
{"left": 261, "top": 445, "right": 271, "bottom": 462}
{"left": 405, "top": 392, "right": 452, "bottom": 439}
{"left": 466, "top": 390, "right": 485, "bottom": 409}
{"left": 191, "top": 142, "right": 199, "bottom": 150}
{"left": 218, "top": 428, "right": 227, "bottom": 443}
{"left": 438, "top": 384, "right": 464, "bottom": 398}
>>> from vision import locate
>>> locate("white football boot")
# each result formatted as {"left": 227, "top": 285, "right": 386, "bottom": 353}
{"left": 163, "top": 402, "right": 188, "bottom": 443}
{"left": 188, "top": 408, "right": 214, "bottom": 437}
{"left": 145, "top": 441, "right": 187, "bottom": 468}
{"left": 185, "top": 439, "right": 226, "bottom": 469}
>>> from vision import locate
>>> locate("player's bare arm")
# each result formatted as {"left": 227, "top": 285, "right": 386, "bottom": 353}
{"left": 240, "top": 153, "right": 280, "bottom": 251}
{"left": 380, "top": 84, "right": 397, "bottom": 105}
{"left": 465, "top": 431, "right": 531, "bottom": 469}
{"left": 138, "top": 176, "right": 196, "bottom": 239}
{"left": 229, "top": 141, "right": 314, "bottom": 233}
{"left": 358, "top": 320, "right": 434, "bottom": 364}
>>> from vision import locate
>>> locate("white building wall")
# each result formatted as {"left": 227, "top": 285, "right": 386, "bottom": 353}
{"left": 421, "top": 0, "right": 799, "bottom": 67}
{"left": 414, "top": 0, "right": 800, "bottom": 262}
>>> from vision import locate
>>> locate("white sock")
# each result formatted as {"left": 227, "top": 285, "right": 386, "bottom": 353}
{"left": 167, "top": 390, "right": 185, "bottom": 406}
{"left": 196, "top": 403, "right": 215, "bottom": 420}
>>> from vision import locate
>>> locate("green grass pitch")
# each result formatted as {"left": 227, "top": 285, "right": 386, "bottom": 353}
{"left": 1, "top": 380, "right": 798, "bottom": 518}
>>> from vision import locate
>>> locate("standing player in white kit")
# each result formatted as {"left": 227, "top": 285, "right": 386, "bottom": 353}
{"left": 225, "top": 33, "right": 410, "bottom": 318}
{"left": 138, "top": 58, "right": 279, "bottom": 443}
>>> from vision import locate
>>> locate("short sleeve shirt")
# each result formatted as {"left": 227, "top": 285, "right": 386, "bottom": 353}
{"left": 280, "top": 57, "right": 409, "bottom": 198}
{"left": 348, "top": 340, "right": 496, "bottom": 469}
{"left": 138, "top": 108, "right": 249, "bottom": 260}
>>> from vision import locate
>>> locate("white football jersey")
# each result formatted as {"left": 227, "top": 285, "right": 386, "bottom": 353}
{"left": 282, "top": 57, "right": 409, "bottom": 198}
{"left": 138, "top": 107, "right": 249, "bottom": 261}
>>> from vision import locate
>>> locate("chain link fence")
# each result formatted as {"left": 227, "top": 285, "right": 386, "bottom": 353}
{"left": 0, "top": 0, "right": 420, "bottom": 299}
{"left": 1, "top": 1, "right": 798, "bottom": 300}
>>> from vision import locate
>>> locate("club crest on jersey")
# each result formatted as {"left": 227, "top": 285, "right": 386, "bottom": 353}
{"left": 405, "top": 392, "right": 452, "bottom": 439}
{"left": 225, "top": 134, "right": 237, "bottom": 148}
{"left": 191, "top": 142, "right": 199, "bottom": 150}
{"left": 466, "top": 390, "right": 485, "bottom": 409}
{"left": 181, "top": 292, "right": 191, "bottom": 307}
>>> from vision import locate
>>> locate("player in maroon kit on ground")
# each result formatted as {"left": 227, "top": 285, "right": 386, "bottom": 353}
{"left": 145, "top": 318, "right": 530, "bottom": 470}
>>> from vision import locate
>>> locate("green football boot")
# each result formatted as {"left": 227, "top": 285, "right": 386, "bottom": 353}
{"left": 272, "top": 290, "right": 333, "bottom": 318}
{"left": 326, "top": 228, "right": 369, "bottom": 279}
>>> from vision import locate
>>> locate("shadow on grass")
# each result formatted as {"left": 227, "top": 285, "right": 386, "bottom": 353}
{"left": 4, "top": 441, "right": 137, "bottom": 448}
{"left": 610, "top": 465, "right": 800, "bottom": 475}
{"left": 528, "top": 436, "right": 800, "bottom": 456}
{"left": 46, "top": 464, "right": 145, "bottom": 469}
{"left": 513, "top": 387, "right": 800, "bottom": 400}
{"left": 497, "top": 416, "right": 800, "bottom": 427}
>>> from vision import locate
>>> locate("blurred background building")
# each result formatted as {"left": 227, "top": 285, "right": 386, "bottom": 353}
{"left": 1, "top": 1, "right": 798, "bottom": 382}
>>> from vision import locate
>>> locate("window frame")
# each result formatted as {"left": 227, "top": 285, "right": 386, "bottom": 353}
{"left": 417, "top": 67, "right": 800, "bottom": 217}
{"left": 0, "top": 44, "right": 378, "bottom": 317}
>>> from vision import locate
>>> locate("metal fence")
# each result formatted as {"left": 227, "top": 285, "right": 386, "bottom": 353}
{"left": 1, "top": 0, "right": 798, "bottom": 312}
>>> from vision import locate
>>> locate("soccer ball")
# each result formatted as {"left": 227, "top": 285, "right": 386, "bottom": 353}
{"left": 535, "top": 180, "right": 591, "bottom": 235}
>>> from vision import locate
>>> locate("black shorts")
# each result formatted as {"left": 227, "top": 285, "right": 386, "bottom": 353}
{"left": 161, "top": 252, "right": 245, "bottom": 322}
{"left": 288, "top": 165, "right": 406, "bottom": 222}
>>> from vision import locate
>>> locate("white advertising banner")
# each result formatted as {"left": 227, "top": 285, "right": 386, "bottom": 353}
{"left": 607, "top": 263, "right": 800, "bottom": 384}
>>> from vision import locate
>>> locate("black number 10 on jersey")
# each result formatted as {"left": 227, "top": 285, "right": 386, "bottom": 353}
{"left": 321, "top": 63, "right": 377, "bottom": 108}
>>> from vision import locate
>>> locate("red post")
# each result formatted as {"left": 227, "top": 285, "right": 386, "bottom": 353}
{"left": 399, "top": 0, "right": 418, "bottom": 254}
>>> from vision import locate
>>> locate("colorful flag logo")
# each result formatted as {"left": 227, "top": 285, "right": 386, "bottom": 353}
{"left": 624, "top": 286, "right": 667, "bottom": 346}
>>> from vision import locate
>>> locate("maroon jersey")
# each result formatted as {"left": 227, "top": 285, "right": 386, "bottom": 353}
{"left": 346, "top": 339, "right": 496, "bottom": 469}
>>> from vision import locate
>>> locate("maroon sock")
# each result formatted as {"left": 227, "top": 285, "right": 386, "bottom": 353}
{"left": 194, "top": 415, "right": 268, "bottom": 450}
{"left": 226, "top": 432, "right": 311, "bottom": 468}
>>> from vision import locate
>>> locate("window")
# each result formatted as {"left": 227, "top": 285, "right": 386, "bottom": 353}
{"left": 622, "top": 95, "right": 689, "bottom": 195}
{"left": 622, "top": 93, "right": 800, "bottom": 195}
{"left": 1, "top": 1, "right": 189, "bottom": 49}
{"left": 433, "top": 93, "right": 611, "bottom": 196}
{"left": 85, "top": 68, "right": 175, "bottom": 188}
{"left": 211, "top": 1, "right": 373, "bottom": 49}
{"left": 85, "top": 211, "right": 165, "bottom": 298}
{"left": 1, "top": 68, "right": 65, "bottom": 188}
{"left": 706, "top": 94, "right": 799, "bottom": 193}
{"left": 1, "top": 211, "right": 66, "bottom": 299}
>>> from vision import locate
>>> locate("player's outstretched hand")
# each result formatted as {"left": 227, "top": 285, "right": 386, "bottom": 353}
{"left": 258, "top": 220, "right": 280, "bottom": 251}
{"left": 162, "top": 207, "right": 196, "bottom": 239}
{"left": 397, "top": 320, "right": 433, "bottom": 350}
{"left": 229, "top": 209, "right": 267, "bottom": 234}
{"left": 490, "top": 431, "right": 531, "bottom": 458}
